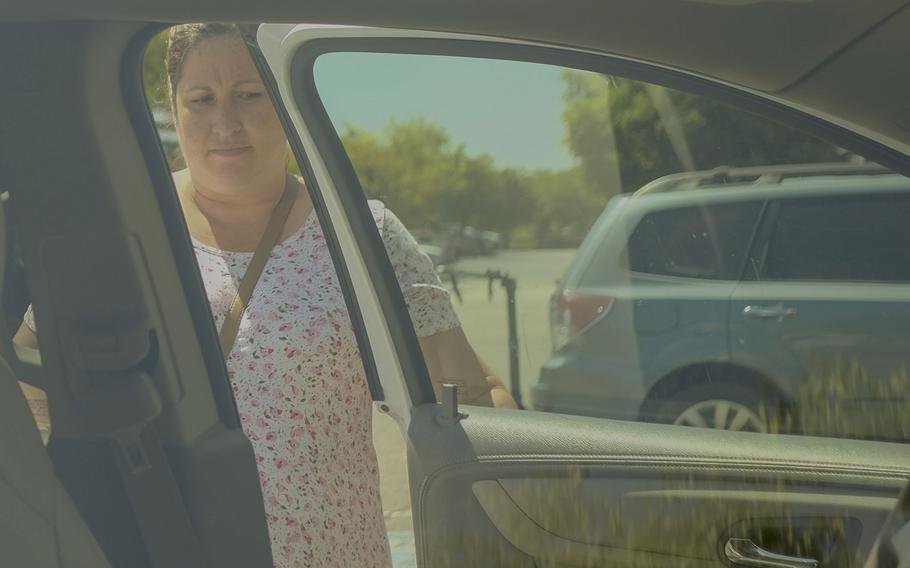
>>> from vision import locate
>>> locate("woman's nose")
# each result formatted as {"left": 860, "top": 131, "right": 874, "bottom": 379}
{"left": 211, "top": 102, "right": 242, "bottom": 136}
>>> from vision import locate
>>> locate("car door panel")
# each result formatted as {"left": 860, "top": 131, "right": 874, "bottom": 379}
{"left": 731, "top": 191, "right": 910, "bottom": 441}
{"left": 255, "top": 23, "right": 910, "bottom": 568}
{"left": 408, "top": 405, "right": 906, "bottom": 567}
{"left": 731, "top": 280, "right": 910, "bottom": 441}
{"left": 474, "top": 481, "right": 887, "bottom": 567}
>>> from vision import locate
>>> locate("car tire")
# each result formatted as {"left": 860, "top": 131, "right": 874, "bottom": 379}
{"left": 654, "top": 382, "right": 784, "bottom": 434}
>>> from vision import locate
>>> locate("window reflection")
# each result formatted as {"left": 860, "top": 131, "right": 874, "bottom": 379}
{"left": 314, "top": 52, "right": 910, "bottom": 442}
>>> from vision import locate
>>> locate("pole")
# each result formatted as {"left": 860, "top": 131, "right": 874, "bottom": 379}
{"left": 502, "top": 275, "right": 522, "bottom": 409}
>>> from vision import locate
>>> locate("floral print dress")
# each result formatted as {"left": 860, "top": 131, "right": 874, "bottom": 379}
{"left": 26, "top": 201, "right": 460, "bottom": 568}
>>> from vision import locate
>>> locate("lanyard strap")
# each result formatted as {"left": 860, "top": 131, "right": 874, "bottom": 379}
{"left": 216, "top": 174, "right": 298, "bottom": 355}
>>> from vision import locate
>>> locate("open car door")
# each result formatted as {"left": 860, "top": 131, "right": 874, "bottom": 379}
{"left": 254, "top": 23, "right": 910, "bottom": 568}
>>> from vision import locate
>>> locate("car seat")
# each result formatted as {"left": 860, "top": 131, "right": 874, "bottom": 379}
{"left": 0, "top": 191, "right": 111, "bottom": 567}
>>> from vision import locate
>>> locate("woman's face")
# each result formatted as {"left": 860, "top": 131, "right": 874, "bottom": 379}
{"left": 173, "top": 34, "right": 287, "bottom": 192}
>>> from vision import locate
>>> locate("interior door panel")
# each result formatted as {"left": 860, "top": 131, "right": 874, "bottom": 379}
{"left": 408, "top": 405, "right": 908, "bottom": 567}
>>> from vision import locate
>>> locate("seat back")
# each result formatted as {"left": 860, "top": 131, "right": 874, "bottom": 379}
{"left": 0, "top": 191, "right": 110, "bottom": 568}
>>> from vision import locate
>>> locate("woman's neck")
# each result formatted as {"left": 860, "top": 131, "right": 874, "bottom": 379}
{"left": 187, "top": 169, "right": 287, "bottom": 228}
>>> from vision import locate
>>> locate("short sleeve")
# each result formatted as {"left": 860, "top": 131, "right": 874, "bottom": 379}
{"left": 371, "top": 201, "right": 461, "bottom": 337}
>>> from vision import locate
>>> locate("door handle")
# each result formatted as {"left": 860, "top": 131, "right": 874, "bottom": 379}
{"left": 743, "top": 304, "right": 797, "bottom": 319}
{"left": 725, "top": 538, "right": 818, "bottom": 568}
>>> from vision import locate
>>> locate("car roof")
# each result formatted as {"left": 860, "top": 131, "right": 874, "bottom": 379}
{"left": 3, "top": 1, "right": 910, "bottom": 159}
{"left": 634, "top": 162, "right": 892, "bottom": 194}
{"left": 625, "top": 171, "right": 910, "bottom": 209}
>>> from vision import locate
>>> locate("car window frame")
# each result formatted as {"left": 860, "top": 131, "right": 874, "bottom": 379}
{"left": 742, "top": 200, "right": 779, "bottom": 283}
{"left": 271, "top": 30, "right": 910, "bottom": 412}
{"left": 126, "top": 23, "right": 243, "bottom": 425}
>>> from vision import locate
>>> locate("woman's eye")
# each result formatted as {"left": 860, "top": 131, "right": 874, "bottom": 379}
{"left": 238, "top": 91, "right": 264, "bottom": 101}
{"left": 190, "top": 95, "right": 214, "bottom": 104}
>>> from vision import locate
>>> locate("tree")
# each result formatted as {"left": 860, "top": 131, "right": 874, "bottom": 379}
{"left": 342, "top": 119, "right": 465, "bottom": 229}
{"left": 562, "top": 70, "right": 846, "bottom": 193}
{"left": 143, "top": 30, "right": 170, "bottom": 111}
{"left": 341, "top": 119, "right": 538, "bottom": 237}
{"left": 525, "top": 167, "right": 604, "bottom": 247}
{"left": 561, "top": 71, "right": 625, "bottom": 197}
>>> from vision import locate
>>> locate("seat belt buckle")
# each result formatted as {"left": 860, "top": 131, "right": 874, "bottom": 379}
{"left": 111, "top": 427, "right": 153, "bottom": 475}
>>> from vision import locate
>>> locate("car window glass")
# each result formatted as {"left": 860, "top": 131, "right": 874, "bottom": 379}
{"left": 622, "top": 201, "right": 762, "bottom": 281}
{"left": 762, "top": 192, "right": 910, "bottom": 282}
{"left": 311, "top": 49, "right": 910, "bottom": 444}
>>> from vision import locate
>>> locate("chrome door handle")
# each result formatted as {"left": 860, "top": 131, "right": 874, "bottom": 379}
{"left": 725, "top": 538, "right": 818, "bottom": 568}
{"left": 743, "top": 304, "right": 797, "bottom": 319}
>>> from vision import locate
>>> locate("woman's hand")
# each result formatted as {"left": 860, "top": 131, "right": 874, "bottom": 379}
{"left": 418, "top": 326, "right": 518, "bottom": 409}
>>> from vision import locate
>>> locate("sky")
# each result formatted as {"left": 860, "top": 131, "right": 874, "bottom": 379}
{"left": 313, "top": 52, "right": 578, "bottom": 171}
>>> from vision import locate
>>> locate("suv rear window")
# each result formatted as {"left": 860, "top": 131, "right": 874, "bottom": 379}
{"left": 625, "top": 202, "right": 763, "bottom": 280}
{"left": 762, "top": 194, "right": 910, "bottom": 283}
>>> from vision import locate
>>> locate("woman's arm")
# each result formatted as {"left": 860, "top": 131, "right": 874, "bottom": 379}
{"left": 374, "top": 204, "right": 517, "bottom": 409}
{"left": 418, "top": 326, "right": 518, "bottom": 409}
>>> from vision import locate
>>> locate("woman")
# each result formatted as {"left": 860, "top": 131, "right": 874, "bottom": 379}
{"left": 18, "top": 23, "right": 514, "bottom": 567}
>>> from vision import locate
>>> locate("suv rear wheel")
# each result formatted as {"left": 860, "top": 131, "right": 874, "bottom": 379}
{"left": 655, "top": 382, "right": 781, "bottom": 434}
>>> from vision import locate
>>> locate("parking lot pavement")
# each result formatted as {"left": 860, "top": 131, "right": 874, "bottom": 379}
{"left": 372, "top": 248, "right": 576, "bottom": 565}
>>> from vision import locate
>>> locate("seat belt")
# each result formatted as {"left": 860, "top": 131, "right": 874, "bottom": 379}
{"left": 0, "top": 185, "right": 204, "bottom": 566}
{"left": 216, "top": 173, "right": 297, "bottom": 355}
{"left": 112, "top": 173, "right": 295, "bottom": 566}
{"left": 110, "top": 424, "right": 206, "bottom": 568}
{"left": 20, "top": 174, "right": 294, "bottom": 567}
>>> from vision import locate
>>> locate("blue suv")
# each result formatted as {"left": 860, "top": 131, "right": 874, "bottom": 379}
{"left": 533, "top": 163, "right": 910, "bottom": 440}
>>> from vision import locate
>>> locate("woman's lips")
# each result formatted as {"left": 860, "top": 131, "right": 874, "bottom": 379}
{"left": 210, "top": 146, "right": 252, "bottom": 156}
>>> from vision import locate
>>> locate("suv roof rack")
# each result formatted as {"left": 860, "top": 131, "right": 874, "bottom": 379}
{"left": 634, "top": 161, "right": 893, "bottom": 195}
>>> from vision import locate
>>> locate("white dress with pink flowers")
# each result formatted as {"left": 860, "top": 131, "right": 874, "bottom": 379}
{"left": 28, "top": 201, "right": 459, "bottom": 568}
{"left": 195, "top": 202, "right": 459, "bottom": 567}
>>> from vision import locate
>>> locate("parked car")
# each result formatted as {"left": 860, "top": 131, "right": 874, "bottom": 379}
{"left": 439, "top": 223, "right": 502, "bottom": 258}
{"left": 535, "top": 162, "right": 910, "bottom": 440}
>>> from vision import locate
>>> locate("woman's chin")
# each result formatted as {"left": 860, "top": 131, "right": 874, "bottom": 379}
{"left": 198, "top": 171, "right": 254, "bottom": 191}
{"left": 203, "top": 160, "right": 257, "bottom": 183}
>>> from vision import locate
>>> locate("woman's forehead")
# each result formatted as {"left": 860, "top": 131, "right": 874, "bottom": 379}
{"left": 179, "top": 35, "right": 260, "bottom": 88}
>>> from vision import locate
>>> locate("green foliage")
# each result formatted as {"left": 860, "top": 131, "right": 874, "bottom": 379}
{"left": 341, "top": 119, "right": 540, "bottom": 238}
{"left": 341, "top": 118, "right": 609, "bottom": 248}
{"left": 562, "top": 70, "right": 846, "bottom": 193}
{"left": 524, "top": 167, "right": 603, "bottom": 248}
{"left": 796, "top": 359, "right": 910, "bottom": 441}
{"left": 561, "top": 71, "right": 627, "bottom": 196}
{"left": 143, "top": 30, "right": 170, "bottom": 111}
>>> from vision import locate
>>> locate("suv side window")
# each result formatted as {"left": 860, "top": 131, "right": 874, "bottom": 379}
{"left": 762, "top": 193, "right": 910, "bottom": 283}
{"left": 626, "top": 202, "right": 762, "bottom": 280}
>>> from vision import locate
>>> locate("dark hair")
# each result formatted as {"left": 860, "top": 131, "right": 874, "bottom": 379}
{"left": 165, "top": 23, "right": 242, "bottom": 107}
